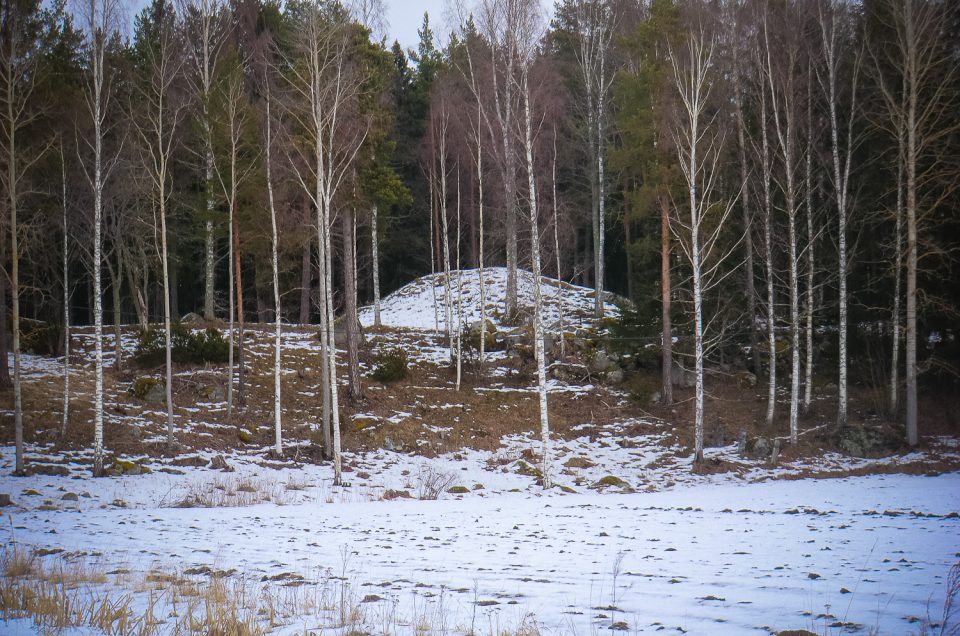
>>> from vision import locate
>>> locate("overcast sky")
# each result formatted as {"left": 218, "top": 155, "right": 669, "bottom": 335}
{"left": 119, "top": 0, "right": 453, "bottom": 51}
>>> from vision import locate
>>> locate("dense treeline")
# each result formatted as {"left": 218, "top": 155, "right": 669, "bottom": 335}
{"left": 1, "top": 0, "right": 957, "bottom": 475}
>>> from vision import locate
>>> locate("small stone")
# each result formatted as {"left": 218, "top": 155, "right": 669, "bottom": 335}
{"left": 0, "top": 494, "right": 13, "bottom": 507}
{"left": 61, "top": 492, "right": 79, "bottom": 501}
{"left": 209, "top": 455, "right": 234, "bottom": 472}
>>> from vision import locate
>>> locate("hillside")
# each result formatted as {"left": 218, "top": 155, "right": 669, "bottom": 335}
{"left": 359, "top": 266, "right": 620, "bottom": 331}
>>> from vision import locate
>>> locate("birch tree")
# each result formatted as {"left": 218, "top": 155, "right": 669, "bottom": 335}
{"left": 211, "top": 54, "right": 254, "bottom": 421}
{"left": 181, "top": 0, "right": 226, "bottom": 321}
{"left": 0, "top": 0, "right": 49, "bottom": 474}
{"left": 131, "top": 0, "right": 185, "bottom": 446}
{"left": 761, "top": 6, "right": 804, "bottom": 444}
{"left": 870, "top": 0, "right": 958, "bottom": 445}
{"left": 285, "top": 3, "right": 368, "bottom": 484}
{"left": 817, "top": 0, "right": 858, "bottom": 431}
{"left": 456, "top": 0, "right": 527, "bottom": 319}
{"left": 60, "top": 142, "right": 71, "bottom": 437}
{"left": 670, "top": 26, "right": 738, "bottom": 462}
{"left": 568, "top": 0, "right": 615, "bottom": 319}
{"left": 77, "top": 0, "right": 122, "bottom": 476}
{"left": 514, "top": 2, "right": 551, "bottom": 487}
{"left": 264, "top": 77, "right": 283, "bottom": 456}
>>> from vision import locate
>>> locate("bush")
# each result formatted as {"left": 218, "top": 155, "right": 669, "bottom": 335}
{"left": 370, "top": 347, "right": 408, "bottom": 382}
{"left": 20, "top": 319, "right": 58, "bottom": 355}
{"left": 134, "top": 324, "right": 231, "bottom": 366}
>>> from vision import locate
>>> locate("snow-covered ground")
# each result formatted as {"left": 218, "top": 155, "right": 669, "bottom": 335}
{"left": 359, "top": 267, "right": 619, "bottom": 331}
{"left": 2, "top": 269, "right": 958, "bottom": 634}
{"left": 1, "top": 441, "right": 958, "bottom": 635}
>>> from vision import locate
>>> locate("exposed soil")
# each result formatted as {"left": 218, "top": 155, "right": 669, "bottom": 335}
{"left": 1, "top": 323, "right": 957, "bottom": 476}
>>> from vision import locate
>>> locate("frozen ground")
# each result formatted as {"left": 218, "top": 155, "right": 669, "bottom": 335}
{"left": 1, "top": 441, "right": 958, "bottom": 635}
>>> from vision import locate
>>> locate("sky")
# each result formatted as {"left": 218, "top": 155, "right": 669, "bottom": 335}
{"left": 119, "top": 0, "right": 453, "bottom": 51}
{"left": 385, "top": 0, "right": 447, "bottom": 51}
{"left": 118, "top": 1, "right": 553, "bottom": 52}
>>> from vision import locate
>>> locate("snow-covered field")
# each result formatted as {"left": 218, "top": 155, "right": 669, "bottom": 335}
{"left": 1, "top": 440, "right": 958, "bottom": 635}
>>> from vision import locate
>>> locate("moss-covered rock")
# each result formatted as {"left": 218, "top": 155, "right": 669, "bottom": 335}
{"left": 353, "top": 415, "right": 379, "bottom": 431}
{"left": 446, "top": 485, "right": 470, "bottom": 494}
{"left": 593, "top": 475, "right": 630, "bottom": 489}
{"left": 130, "top": 377, "right": 165, "bottom": 403}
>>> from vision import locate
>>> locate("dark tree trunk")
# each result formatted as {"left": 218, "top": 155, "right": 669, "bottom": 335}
{"left": 342, "top": 207, "right": 363, "bottom": 402}
{"left": 660, "top": 196, "right": 673, "bottom": 406}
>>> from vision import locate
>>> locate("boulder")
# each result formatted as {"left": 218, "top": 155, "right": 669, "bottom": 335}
{"left": 199, "top": 385, "right": 226, "bottom": 402}
{"left": 181, "top": 312, "right": 205, "bottom": 324}
{"left": 209, "top": 455, "right": 234, "bottom": 472}
{"left": 605, "top": 369, "right": 625, "bottom": 385}
{"left": 735, "top": 370, "right": 757, "bottom": 389}
{"left": 590, "top": 350, "right": 617, "bottom": 374}
{"left": 749, "top": 436, "right": 771, "bottom": 459}
{"left": 837, "top": 425, "right": 901, "bottom": 458}
{"left": 671, "top": 363, "right": 696, "bottom": 389}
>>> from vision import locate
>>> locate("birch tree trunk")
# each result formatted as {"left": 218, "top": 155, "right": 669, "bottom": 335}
{"left": 803, "top": 67, "right": 815, "bottom": 412}
{"left": 759, "top": 75, "right": 777, "bottom": 428}
{"left": 522, "top": 69, "right": 550, "bottom": 489}
{"left": 79, "top": 0, "right": 118, "bottom": 477}
{"left": 763, "top": 15, "right": 801, "bottom": 444}
{"left": 265, "top": 84, "right": 283, "bottom": 456}
{"left": 733, "top": 49, "right": 760, "bottom": 380}
{"left": 475, "top": 103, "right": 487, "bottom": 371}
{"left": 552, "top": 128, "right": 564, "bottom": 358}
{"left": 670, "top": 30, "right": 735, "bottom": 463}
{"left": 890, "top": 132, "right": 903, "bottom": 416}
{"left": 818, "top": 3, "right": 858, "bottom": 431}
{"left": 455, "top": 165, "right": 463, "bottom": 392}
{"left": 370, "top": 204, "right": 381, "bottom": 327}
{"left": 61, "top": 148, "right": 70, "bottom": 437}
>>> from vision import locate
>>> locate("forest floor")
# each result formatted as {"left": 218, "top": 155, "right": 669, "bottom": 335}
{"left": 0, "top": 268, "right": 958, "bottom": 634}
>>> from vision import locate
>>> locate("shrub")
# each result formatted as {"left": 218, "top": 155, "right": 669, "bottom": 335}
{"left": 134, "top": 324, "right": 231, "bottom": 366}
{"left": 370, "top": 347, "right": 408, "bottom": 382}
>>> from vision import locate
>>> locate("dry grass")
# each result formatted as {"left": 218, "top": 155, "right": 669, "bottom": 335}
{"left": 160, "top": 475, "right": 287, "bottom": 508}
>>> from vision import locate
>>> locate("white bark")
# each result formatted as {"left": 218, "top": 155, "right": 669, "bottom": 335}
{"left": 803, "top": 68, "right": 815, "bottom": 412}
{"left": 762, "top": 12, "right": 801, "bottom": 445}
{"left": 455, "top": 164, "right": 463, "bottom": 391}
{"left": 284, "top": 9, "right": 368, "bottom": 484}
{"left": 61, "top": 147, "right": 70, "bottom": 437}
{"left": 521, "top": 69, "right": 550, "bottom": 489}
{"left": 79, "top": 0, "right": 120, "bottom": 476}
{"left": 474, "top": 102, "right": 487, "bottom": 370}
{"left": 669, "top": 30, "right": 736, "bottom": 462}
{"left": 570, "top": 0, "right": 615, "bottom": 319}
{"left": 265, "top": 84, "right": 283, "bottom": 456}
{"left": 436, "top": 109, "right": 453, "bottom": 351}
{"left": 890, "top": 126, "right": 904, "bottom": 415}
{"left": 818, "top": 2, "right": 857, "bottom": 431}
{"left": 552, "top": 127, "right": 564, "bottom": 357}
{"left": 370, "top": 204, "right": 381, "bottom": 327}
{"left": 759, "top": 72, "right": 777, "bottom": 429}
